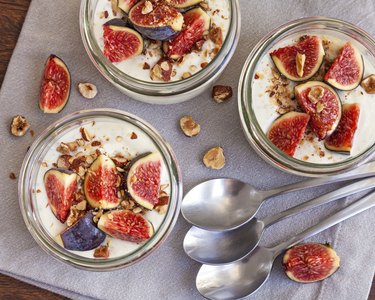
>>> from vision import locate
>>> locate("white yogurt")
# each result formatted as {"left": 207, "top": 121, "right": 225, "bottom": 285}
{"left": 251, "top": 32, "right": 375, "bottom": 164}
{"left": 93, "top": 0, "right": 231, "bottom": 82}
{"left": 34, "top": 118, "right": 170, "bottom": 259}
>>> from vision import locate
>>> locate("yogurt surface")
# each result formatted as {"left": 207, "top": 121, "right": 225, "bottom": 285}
{"left": 93, "top": 0, "right": 231, "bottom": 82}
{"left": 34, "top": 117, "right": 170, "bottom": 259}
{"left": 251, "top": 31, "right": 375, "bottom": 164}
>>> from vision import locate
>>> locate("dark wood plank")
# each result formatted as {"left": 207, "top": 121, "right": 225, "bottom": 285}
{"left": 0, "top": 0, "right": 374, "bottom": 299}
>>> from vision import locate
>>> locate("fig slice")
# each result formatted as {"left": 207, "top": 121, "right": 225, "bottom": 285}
{"left": 44, "top": 169, "right": 78, "bottom": 223}
{"left": 57, "top": 211, "right": 106, "bottom": 251}
{"left": 39, "top": 55, "right": 71, "bottom": 113}
{"left": 270, "top": 36, "right": 325, "bottom": 82}
{"left": 295, "top": 81, "right": 342, "bottom": 140}
{"left": 166, "top": 7, "right": 211, "bottom": 60}
{"left": 127, "top": 152, "right": 162, "bottom": 210}
{"left": 129, "top": 0, "right": 184, "bottom": 41}
{"left": 103, "top": 25, "right": 143, "bottom": 63}
{"left": 324, "top": 43, "right": 364, "bottom": 91}
{"left": 324, "top": 103, "right": 360, "bottom": 154}
{"left": 267, "top": 111, "right": 310, "bottom": 157}
{"left": 118, "top": 0, "right": 138, "bottom": 13}
{"left": 84, "top": 155, "right": 121, "bottom": 209}
{"left": 98, "top": 210, "right": 154, "bottom": 243}
{"left": 165, "top": 0, "right": 203, "bottom": 8}
{"left": 283, "top": 243, "right": 340, "bottom": 283}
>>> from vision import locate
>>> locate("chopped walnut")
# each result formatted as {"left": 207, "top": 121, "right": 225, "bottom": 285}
{"left": 151, "top": 59, "right": 173, "bottom": 82}
{"left": 10, "top": 115, "right": 30, "bottom": 137}
{"left": 142, "top": 1, "right": 153, "bottom": 14}
{"left": 91, "top": 140, "right": 101, "bottom": 147}
{"left": 361, "top": 74, "right": 375, "bottom": 94}
{"left": 209, "top": 25, "right": 223, "bottom": 46}
{"left": 180, "top": 116, "right": 201, "bottom": 137}
{"left": 66, "top": 204, "right": 86, "bottom": 227}
{"left": 212, "top": 85, "right": 233, "bottom": 103}
{"left": 9, "top": 172, "right": 16, "bottom": 180}
{"left": 199, "top": 1, "right": 209, "bottom": 10}
{"left": 94, "top": 244, "right": 110, "bottom": 258}
{"left": 130, "top": 132, "right": 138, "bottom": 139}
{"left": 143, "top": 62, "right": 151, "bottom": 70}
{"left": 203, "top": 147, "right": 225, "bottom": 170}
{"left": 80, "top": 127, "right": 91, "bottom": 142}
{"left": 78, "top": 83, "right": 98, "bottom": 99}
{"left": 181, "top": 72, "right": 192, "bottom": 79}
{"left": 316, "top": 101, "right": 326, "bottom": 113}
{"left": 56, "top": 143, "right": 70, "bottom": 154}
{"left": 296, "top": 52, "right": 306, "bottom": 77}
{"left": 308, "top": 86, "right": 325, "bottom": 103}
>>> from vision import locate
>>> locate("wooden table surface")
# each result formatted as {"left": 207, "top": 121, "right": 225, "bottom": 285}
{"left": 0, "top": 0, "right": 374, "bottom": 299}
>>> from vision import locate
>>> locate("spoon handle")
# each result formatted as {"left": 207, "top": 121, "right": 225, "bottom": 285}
{"left": 271, "top": 190, "right": 375, "bottom": 256}
{"left": 262, "top": 177, "right": 375, "bottom": 227}
{"left": 263, "top": 161, "right": 375, "bottom": 199}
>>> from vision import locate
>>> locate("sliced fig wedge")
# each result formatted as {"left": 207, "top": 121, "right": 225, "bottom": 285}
{"left": 267, "top": 111, "right": 310, "bottom": 157}
{"left": 270, "top": 36, "right": 325, "bottom": 82}
{"left": 118, "top": 0, "right": 138, "bottom": 13}
{"left": 98, "top": 210, "right": 154, "bottom": 243}
{"left": 295, "top": 81, "right": 342, "bottom": 140}
{"left": 103, "top": 25, "right": 143, "bottom": 63}
{"left": 165, "top": 0, "right": 203, "bottom": 8}
{"left": 84, "top": 155, "right": 121, "bottom": 209}
{"left": 57, "top": 211, "right": 106, "bottom": 251}
{"left": 44, "top": 169, "right": 78, "bottom": 223}
{"left": 283, "top": 243, "right": 340, "bottom": 283}
{"left": 324, "top": 43, "right": 364, "bottom": 91}
{"left": 166, "top": 7, "right": 211, "bottom": 60}
{"left": 324, "top": 103, "right": 360, "bottom": 154}
{"left": 127, "top": 152, "right": 162, "bottom": 210}
{"left": 39, "top": 55, "right": 71, "bottom": 113}
{"left": 129, "top": 0, "right": 184, "bottom": 40}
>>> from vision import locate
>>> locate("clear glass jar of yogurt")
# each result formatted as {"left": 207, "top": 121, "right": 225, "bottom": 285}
{"left": 18, "top": 109, "right": 182, "bottom": 270}
{"left": 80, "top": 0, "right": 241, "bottom": 104}
{"left": 239, "top": 17, "right": 375, "bottom": 177}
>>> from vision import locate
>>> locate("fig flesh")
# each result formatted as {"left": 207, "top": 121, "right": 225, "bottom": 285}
{"left": 127, "top": 152, "right": 162, "bottom": 210}
{"left": 267, "top": 111, "right": 310, "bottom": 156}
{"left": 118, "top": 0, "right": 138, "bottom": 13}
{"left": 165, "top": 0, "right": 203, "bottom": 8}
{"left": 324, "top": 103, "right": 360, "bottom": 154}
{"left": 98, "top": 210, "right": 154, "bottom": 243}
{"left": 324, "top": 43, "right": 364, "bottom": 91}
{"left": 295, "top": 81, "right": 342, "bottom": 140}
{"left": 270, "top": 36, "right": 325, "bottom": 82}
{"left": 103, "top": 25, "right": 143, "bottom": 62}
{"left": 58, "top": 211, "right": 106, "bottom": 251}
{"left": 129, "top": 0, "right": 184, "bottom": 40}
{"left": 283, "top": 243, "right": 340, "bottom": 283}
{"left": 84, "top": 155, "right": 121, "bottom": 209}
{"left": 39, "top": 55, "right": 71, "bottom": 113}
{"left": 44, "top": 169, "right": 78, "bottom": 223}
{"left": 166, "top": 7, "right": 211, "bottom": 60}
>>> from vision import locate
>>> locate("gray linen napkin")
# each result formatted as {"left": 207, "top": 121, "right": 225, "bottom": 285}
{"left": 0, "top": 0, "right": 374, "bottom": 299}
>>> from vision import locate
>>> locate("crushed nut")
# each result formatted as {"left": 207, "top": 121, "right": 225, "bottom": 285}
{"left": 155, "top": 205, "right": 168, "bottom": 214}
{"left": 201, "top": 62, "right": 209, "bottom": 68}
{"left": 91, "top": 140, "right": 101, "bottom": 147}
{"left": 212, "top": 85, "right": 233, "bottom": 103}
{"left": 180, "top": 116, "right": 201, "bottom": 137}
{"left": 296, "top": 52, "right": 306, "bottom": 77}
{"left": 66, "top": 205, "right": 86, "bottom": 227}
{"left": 209, "top": 26, "right": 223, "bottom": 46}
{"left": 76, "top": 200, "right": 87, "bottom": 211}
{"left": 203, "top": 147, "right": 225, "bottom": 170}
{"left": 160, "top": 61, "right": 170, "bottom": 71}
{"left": 76, "top": 138, "right": 85, "bottom": 147}
{"left": 199, "top": 1, "right": 209, "bottom": 10}
{"left": 308, "top": 86, "right": 325, "bottom": 104}
{"left": 80, "top": 127, "right": 91, "bottom": 141}
{"left": 182, "top": 72, "right": 192, "bottom": 79}
{"left": 142, "top": 1, "right": 153, "bottom": 14}
{"left": 143, "top": 62, "right": 150, "bottom": 70}
{"left": 132, "top": 207, "right": 142, "bottom": 214}
{"left": 160, "top": 183, "right": 169, "bottom": 191}
{"left": 94, "top": 244, "right": 110, "bottom": 258}
{"left": 316, "top": 101, "right": 326, "bottom": 113}
{"left": 277, "top": 105, "right": 295, "bottom": 115}
{"left": 64, "top": 141, "right": 78, "bottom": 152}
{"left": 78, "top": 83, "right": 98, "bottom": 99}
{"left": 361, "top": 74, "right": 375, "bottom": 94}
{"left": 9, "top": 172, "right": 16, "bottom": 180}
{"left": 56, "top": 143, "right": 70, "bottom": 154}
{"left": 10, "top": 115, "right": 30, "bottom": 137}
{"left": 93, "top": 210, "right": 103, "bottom": 223}
{"left": 130, "top": 132, "right": 138, "bottom": 139}
{"left": 151, "top": 59, "right": 173, "bottom": 82}
{"left": 57, "top": 155, "right": 71, "bottom": 169}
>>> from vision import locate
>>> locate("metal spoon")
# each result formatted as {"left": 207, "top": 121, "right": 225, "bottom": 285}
{"left": 196, "top": 191, "right": 375, "bottom": 300}
{"left": 184, "top": 177, "right": 375, "bottom": 265}
{"left": 181, "top": 161, "right": 375, "bottom": 231}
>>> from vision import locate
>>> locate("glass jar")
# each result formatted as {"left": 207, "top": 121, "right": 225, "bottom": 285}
{"left": 18, "top": 109, "right": 182, "bottom": 270}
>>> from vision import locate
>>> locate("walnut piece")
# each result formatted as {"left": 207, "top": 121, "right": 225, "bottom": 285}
{"left": 296, "top": 52, "right": 306, "bottom": 77}
{"left": 94, "top": 244, "right": 110, "bottom": 258}
{"left": 308, "top": 86, "right": 324, "bottom": 104}
{"left": 209, "top": 26, "right": 223, "bottom": 46}
{"left": 10, "top": 115, "right": 30, "bottom": 137}
{"left": 80, "top": 127, "right": 91, "bottom": 141}
{"left": 361, "top": 74, "right": 375, "bottom": 94}
{"left": 316, "top": 101, "right": 326, "bottom": 113}
{"left": 180, "top": 116, "right": 201, "bottom": 137}
{"left": 212, "top": 85, "right": 233, "bottom": 103}
{"left": 142, "top": 1, "right": 153, "bottom": 14}
{"left": 203, "top": 147, "right": 225, "bottom": 170}
{"left": 78, "top": 83, "right": 98, "bottom": 99}
{"left": 151, "top": 59, "right": 173, "bottom": 82}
